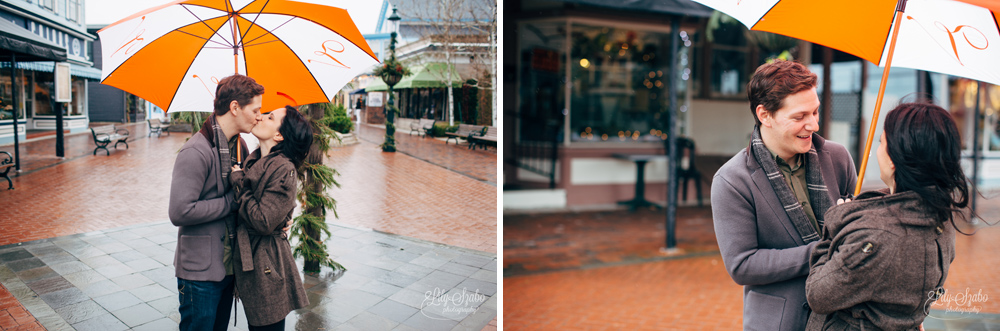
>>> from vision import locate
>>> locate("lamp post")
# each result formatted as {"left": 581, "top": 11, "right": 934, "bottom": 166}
{"left": 380, "top": 8, "right": 402, "bottom": 152}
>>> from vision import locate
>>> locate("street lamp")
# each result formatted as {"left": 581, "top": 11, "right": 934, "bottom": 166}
{"left": 380, "top": 7, "right": 402, "bottom": 152}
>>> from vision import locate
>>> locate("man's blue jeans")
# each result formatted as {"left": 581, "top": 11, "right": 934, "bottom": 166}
{"left": 177, "top": 275, "right": 234, "bottom": 331}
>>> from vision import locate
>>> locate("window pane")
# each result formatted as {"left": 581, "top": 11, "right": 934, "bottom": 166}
{"left": 569, "top": 23, "right": 682, "bottom": 143}
{"left": 33, "top": 72, "right": 54, "bottom": 116}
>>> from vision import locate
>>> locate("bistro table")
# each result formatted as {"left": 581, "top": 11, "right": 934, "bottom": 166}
{"left": 612, "top": 153, "right": 669, "bottom": 210}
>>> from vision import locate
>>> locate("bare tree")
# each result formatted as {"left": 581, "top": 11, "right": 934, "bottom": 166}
{"left": 398, "top": 0, "right": 495, "bottom": 126}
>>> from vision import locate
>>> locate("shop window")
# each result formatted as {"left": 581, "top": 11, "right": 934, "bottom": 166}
{"left": 68, "top": 78, "right": 84, "bottom": 116}
{"left": 0, "top": 69, "right": 22, "bottom": 121}
{"left": 33, "top": 72, "right": 55, "bottom": 116}
{"left": 568, "top": 23, "right": 691, "bottom": 143}
{"left": 951, "top": 79, "right": 1000, "bottom": 153}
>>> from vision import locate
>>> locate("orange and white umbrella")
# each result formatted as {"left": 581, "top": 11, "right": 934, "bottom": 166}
{"left": 98, "top": 0, "right": 379, "bottom": 113}
{"left": 691, "top": 0, "right": 1000, "bottom": 193}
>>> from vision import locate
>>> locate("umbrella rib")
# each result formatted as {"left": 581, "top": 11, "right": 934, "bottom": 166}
{"left": 242, "top": 39, "right": 282, "bottom": 48}
{"left": 243, "top": 17, "right": 294, "bottom": 46}
{"left": 180, "top": 3, "right": 233, "bottom": 47}
{"left": 244, "top": 29, "right": 331, "bottom": 104}
{"left": 239, "top": 0, "right": 271, "bottom": 43}
{"left": 175, "top": 30, "right": 233, "bottom": 48}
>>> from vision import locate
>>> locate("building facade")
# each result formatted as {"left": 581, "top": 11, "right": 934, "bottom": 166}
{"left": 0, "top": 0, "right": 101, "bottom": 146}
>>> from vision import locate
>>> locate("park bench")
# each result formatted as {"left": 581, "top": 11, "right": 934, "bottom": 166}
{"left": 469, "top": 126, "right": 497, "bottom": 150}
{"left": 0, "top": 151, "right": 13, "bottom": 189}
{"left": 445, "top": 124, "right": 483, "bottom": 147}
{"left": 410, "top": 118, "right": 435, "bottom": 137}
{"left": 148, "top": 118, "right": 171, "bottom": 137}
{"left": 90, "top": 125, "right": 130, "bottom": 156}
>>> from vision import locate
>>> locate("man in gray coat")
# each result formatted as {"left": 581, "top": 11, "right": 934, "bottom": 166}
{"left": 712, "top": 60, "right": 857, "bottom": 331}
{"left": 168, "top": 74, "right": 264, "bottom": 331}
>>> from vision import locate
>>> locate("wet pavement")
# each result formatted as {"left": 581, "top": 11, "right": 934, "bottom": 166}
{"left": 504, "top": 193, "right": 1000, "bottom": 330}
{"left": 0, "top": 122, "right": 498, "bottom": 330}
{"left": 0, "top": 221, "right": 497, "bottom": 331}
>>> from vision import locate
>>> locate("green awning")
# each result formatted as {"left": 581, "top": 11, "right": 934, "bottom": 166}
{"left": 365, "top": 62, "right": 463, "bottom": 92}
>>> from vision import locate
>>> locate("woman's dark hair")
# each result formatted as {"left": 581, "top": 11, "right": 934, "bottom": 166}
{"left": 271, "top": 105, "right": 313, "bottom": 168}
{"left": 884, "top": 101, "right": 969, "bottom": 225}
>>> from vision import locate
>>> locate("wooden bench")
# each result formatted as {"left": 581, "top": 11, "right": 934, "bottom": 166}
{"left": 90, "top": 125, "right": 130, "bottom": 155}
{"left": 148, "top": 118, "right": 171, "bottom": 137}
{"left": 410, "top": 118, "right": 435, "bottom": 137}
{"left": 469, "top": 126, "right": 497, "bottom": 150}
{"left": 445, "top": 124, "right": 483, "bottom": 146}
{"left": 0, "top": 151, "right": 14, "bottom": 190}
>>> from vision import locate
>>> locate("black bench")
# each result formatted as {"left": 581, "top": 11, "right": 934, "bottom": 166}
{"left": 469, "top": 126, "right": 497, "bottom": 150}
{"left": 410, "top": 118, "right": 435, "bottom": 137}
{"left": 445, "top": 124, "right": 483, "bottom": 147}
{"left": 148, "top": 118, "right": 171, "bottom": 137}
{"left": 90, "top": 125, "right": 130, "bottom": 155}
{"left": 0, "top": 151, "right": 14, "bottom": 190}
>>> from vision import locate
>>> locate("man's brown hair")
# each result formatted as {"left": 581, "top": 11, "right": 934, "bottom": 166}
{"left": 213, "top": 74, "right": 265, "bottom": 116}
{"left": 746, "top": 60, "right": 817, "bottom": 125}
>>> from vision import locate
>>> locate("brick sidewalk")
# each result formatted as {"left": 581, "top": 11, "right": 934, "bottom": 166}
{"left": 504, "top": 197, "right": 1000, "bottom": 329}
{"left": 356, "top": 123, "right": 497, "bottom": 185}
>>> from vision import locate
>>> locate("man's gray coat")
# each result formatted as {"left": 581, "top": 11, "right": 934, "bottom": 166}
{"left": 712, "top": 134, "right": 856, "bottom": 331}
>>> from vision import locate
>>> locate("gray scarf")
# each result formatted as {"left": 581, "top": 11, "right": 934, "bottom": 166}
{"left": 750, "top": 126, "right": 833, "bottom": 243}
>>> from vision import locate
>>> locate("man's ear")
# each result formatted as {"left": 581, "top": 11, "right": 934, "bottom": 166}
{"left": 229, "top": 100, "right": 240, "bottom": 114}
{"left": 756, "top": 105, "right": 772, "bottom": 128}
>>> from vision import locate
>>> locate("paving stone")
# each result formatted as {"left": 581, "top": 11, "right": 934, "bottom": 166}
{"left": 409, "top": 254, "right": 450, "bottom": 270}
{"left": 454, "top": 305, "right": 496, "bottom": 331}
{"left": 131, "top": 317, "right": 178, "bottom": 331}
{"left": 394, "top": 263, "right": 436, "bottom": 279}
{"left": 358, "top": 280, "right": 404, "bottom": 299}
{"left": 288, "top": 311, "right": 335, "bottom": 330}
{"left": 134, "top": 244, "right": 172, "bottom": 258}
{"left": 451, "top": 254, "right": 495, "bottom": 269}
{"left": 110, "top": 303, "right": 162, "bottom": 327}
{"left": 468, "top": 269, "right": 497, "bottom": 284}
{"left": 313, "top": 298, "right": 368, "bottom": 324}
{"left": 405, "top": 270, "right": 466, "bottom": 295}
{"left": 96, "top": 243, "right": 132, "bottom": 254}
{"left": 63, "top": 269, "right": 107, "bottom": 288}
{"left": 453, "top": 278, "right": 497, "bottom": 296}
{"left": 25, "top": 275, "right": 74, "bottom": 295}
{"left": 124, "top": 258, "right": 163, "bottom": 272}
{"left": 69, "top": 247, "right": 109, "bottom": 260}
{"left": 146, "top": 296, "right": 179, "bottom": 315}
{"left": 402, "top": 310, "right": 459, "bottom": 330}
{"left": 129, "top": 284, "right": 172, "bottom": 302}
{"left": 388, "top": 289, "right": 429, "bottom": 309}
{"left": 37, "top": 252, "right": 79, "bottom": 265}
{"left": 0, "top": 248, "right": 33, "bottom": 262}
{"left": 79, "top": 255, "right": 118, "bottom": 269}
{"left": 120, "top": 238, "right": 157, "bottom": 250}
{"left": 147, "top": 234, "right": 176, "bottom": 245}
{"left": 112, "top": 273, "right": 155, "bottom": 290}
{"left": 7, "top": 257, "right": 46, "bottom": 272}
{"left": 94, "top": 264, "right": 135, "bottom": 279}
{"left": 16, "top": 266, "right": 59, "bottom": 283}
{"left": 342, "top": 263, "right": 390, "bottom": 279}
{"left": 438, "top": 261, "right": 479, "bottom": 277}
{"left": 386, "top": 249, "right": 421, "bottom": 263}
{"left": 80, "top": 279, "right": 125, "bottom": 298}
{"left": 109, "top": 250, "right": 146, "bottom": 263}
{"left": 368, "top": 298, "right": 419, "bottom": 323}
{"left": 48, "top": 260, "right": 90, "bottom": 275}
{"left": 39, "top": 287, "right": 89, "bottom": 309}
{"left": 93, "top": 290, "right": 143, "bottom": 312}
{"left": 346, "top": 311, "right": 399, "bottom": 330}
{"left": 54, "top": 300, "right": 108, "bottom": 325}
{"left": 70, "top": 311, "right": 128, "bottom": 331}
{"left": 377, "top": 271, "right": 421, "bottom": 289}
{"left": 25, "top": 244, "right": 65, "bottom": 257}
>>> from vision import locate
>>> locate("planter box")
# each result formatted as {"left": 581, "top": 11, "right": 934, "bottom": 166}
{"left": 331, "top": 131, "right": 359, "bottom": 147}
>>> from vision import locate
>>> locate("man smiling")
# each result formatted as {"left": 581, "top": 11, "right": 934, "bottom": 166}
{"left": 711, "top": 60, "right": 857, "bottom": 331}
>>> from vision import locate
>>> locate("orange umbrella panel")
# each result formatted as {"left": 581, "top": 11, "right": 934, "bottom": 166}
{"left": 98, "top": 0, "right": 379, "bottom": 113}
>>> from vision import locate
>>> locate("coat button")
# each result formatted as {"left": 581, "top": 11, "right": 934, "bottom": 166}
{"left": 803, "top": 302, "right": 810, "bottom": 310}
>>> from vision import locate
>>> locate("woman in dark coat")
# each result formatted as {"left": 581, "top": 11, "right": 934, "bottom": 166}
{"left": 805, "top": 102, "right": 971, "bottom": 330}
{"left": 230, "top": 105, "right": 312, "bottom": 330}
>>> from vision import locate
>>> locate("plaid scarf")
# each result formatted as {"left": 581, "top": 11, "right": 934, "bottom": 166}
{"left": 199, "top": 115, "right": 234, "bottom": 181}
{"left": 750, "top": 126, "right": 833, "bottom": 243}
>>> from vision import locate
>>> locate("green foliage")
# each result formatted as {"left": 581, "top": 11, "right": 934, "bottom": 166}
{"left": 291, "top": 213, "right": 345, "bottom": 273}
{"left": 291, "top": 103, "right": 349, "bottom": 273}
{"left": 381, "top": 121, "right": 397, "bottom": 152}
{"left": 321, "top": 103, "right": 354, "bottom": 134}
{"left": 171, "top": 112, "right": 208, "bottom": 134}
{"left": 429, "top": 122, "right": 460, "bottom": 137}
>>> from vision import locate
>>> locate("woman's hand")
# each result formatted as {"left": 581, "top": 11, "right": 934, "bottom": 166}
{"left": 232, "top": 164, "right": 242, "bottom": 172}
{"left": 836, "top": 198, "right": 852, "bottom": 205}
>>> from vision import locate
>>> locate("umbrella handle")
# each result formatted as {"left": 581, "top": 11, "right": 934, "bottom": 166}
{"left": 855, "top": 7, "right": 905, "bottom": 196}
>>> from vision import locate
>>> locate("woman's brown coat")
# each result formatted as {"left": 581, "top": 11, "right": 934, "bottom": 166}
{"left": 230, "top": 150, "right": 309, "bottom": 326}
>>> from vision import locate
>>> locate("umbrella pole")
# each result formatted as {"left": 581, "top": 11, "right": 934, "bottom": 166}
{"left": 854, "top": 4, "right": 906, "bottom": 196}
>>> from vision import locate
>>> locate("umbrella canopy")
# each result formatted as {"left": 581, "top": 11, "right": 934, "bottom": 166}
{"left": 98, "top": 0, "right": 379, "bottom": 113}
{"left": 365, "top": 62, "right": 463, "bottom": 92}
{"left": 691, "top": 0, "right": 1000, "bottom": 193}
